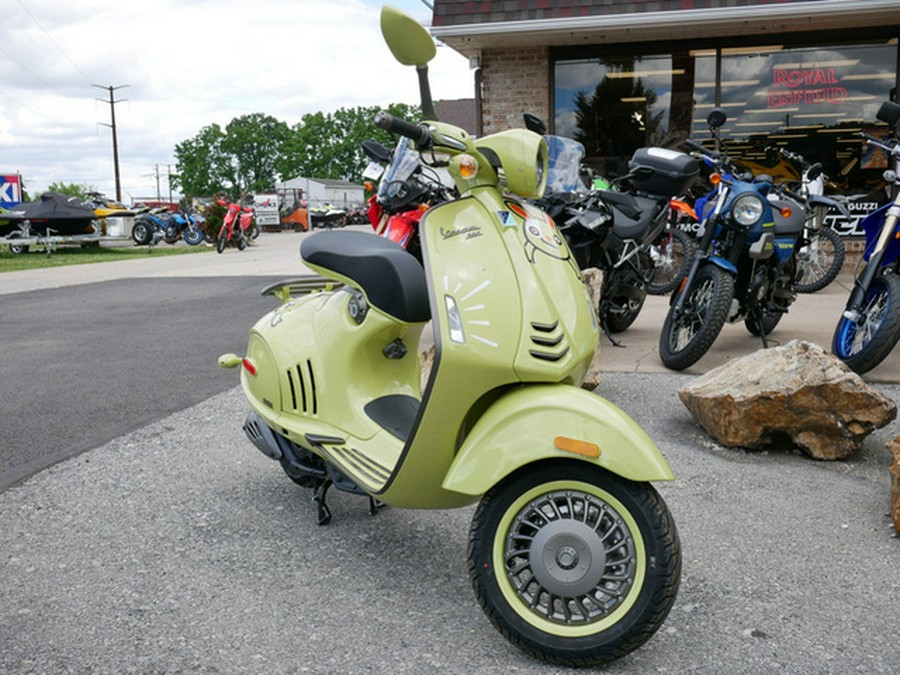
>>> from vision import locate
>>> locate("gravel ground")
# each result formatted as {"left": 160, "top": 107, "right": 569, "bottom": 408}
{"left": 2, "top": 372, "right": 898, "bottom": 674}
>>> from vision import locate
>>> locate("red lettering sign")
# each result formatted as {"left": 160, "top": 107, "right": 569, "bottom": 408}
{"left": 769, "top": 66, "right": 848, "bottom": 108}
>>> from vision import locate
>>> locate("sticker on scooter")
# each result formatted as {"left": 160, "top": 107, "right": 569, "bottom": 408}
{"left": 522, "top": 214, "right": 569, "bottom": 264}
{"left": 497, "top": 210, "right": 516, "bottom": 227}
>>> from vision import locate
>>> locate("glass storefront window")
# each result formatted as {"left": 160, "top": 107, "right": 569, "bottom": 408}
{"left": 555, "top": 40, "right": 898, "bottom": 212}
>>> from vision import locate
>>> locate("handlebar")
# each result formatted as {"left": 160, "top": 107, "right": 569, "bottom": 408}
{"left": 374, "top": 111, "right": 431, "bottom": 148}
{"left": 860, "top": 132, "right": 900, "bottom": 156}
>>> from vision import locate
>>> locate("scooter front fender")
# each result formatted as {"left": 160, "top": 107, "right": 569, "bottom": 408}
{"left": 442, "top": 384, "right": 674, "bottom": 497}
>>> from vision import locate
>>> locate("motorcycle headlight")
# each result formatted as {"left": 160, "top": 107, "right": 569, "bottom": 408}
{"left": 731, "top": 193, "right": 765, "bottom": 227}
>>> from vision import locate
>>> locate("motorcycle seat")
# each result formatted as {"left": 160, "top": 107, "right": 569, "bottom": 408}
{"left": 598, "top": 191, "right": 666, "bottom": 240}
{"left": 301, "top": 231, "right": 431, "bottom": 323}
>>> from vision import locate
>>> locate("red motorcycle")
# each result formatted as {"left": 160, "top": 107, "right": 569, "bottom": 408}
{"left": 216, "top": 198, "right": 249, "bottom": 253}
{"left": 361, "top": 138, "right": 455, "bottom": 262}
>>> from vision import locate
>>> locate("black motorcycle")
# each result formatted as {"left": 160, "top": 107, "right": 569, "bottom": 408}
{"left": 536, "top": 146, "right": 699, "bottom": 339}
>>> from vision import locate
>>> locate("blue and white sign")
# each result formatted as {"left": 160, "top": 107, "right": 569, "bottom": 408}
{"left": 1, "top": 174, "right": 22, "bottom": 209}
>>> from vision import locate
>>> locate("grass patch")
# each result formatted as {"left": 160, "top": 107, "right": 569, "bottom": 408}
{"left": 0, "top": 242, "right": 212, "bottom": 273}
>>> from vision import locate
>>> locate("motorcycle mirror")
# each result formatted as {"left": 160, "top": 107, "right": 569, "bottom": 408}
{"left": 876, "top": 100, "right": 900, "bottom": 127}
{"left": 707, "top": 108, "right": 728, "bottom": 129}
{"left": 362, "top": 139, "right": 393, "bottom": 163}
{"left": 380, "top": 5, "right": 436, "bottom": 67}
{"left": 807, "top": 162, "right": 824, "bottom": 180}
{"left": 523, "top": 113, "right": 547, "bottom": 135}
{"left": 380, "top": 5, "right": 437, "bottom": 120}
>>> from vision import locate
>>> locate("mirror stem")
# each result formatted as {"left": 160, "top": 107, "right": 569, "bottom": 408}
{"left": 417, "top": 66, "right": 437, "bottom": 121}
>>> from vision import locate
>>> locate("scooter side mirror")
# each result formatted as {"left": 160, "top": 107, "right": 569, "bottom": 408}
{"left": 380, "top": 5, "right": 436, "bottom": 67}
{"left": 876, "top": 100, "right": 900, "bottom": 127}
{"left": 362, "top": 139, "right": 393, "bottom": 164}
{"left": 807, "top": 162, "right": 824, "bottom": 181}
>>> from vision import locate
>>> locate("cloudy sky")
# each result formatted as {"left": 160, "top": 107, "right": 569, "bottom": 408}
{"left": 0, "top": 0, "right": 473, "bottom": 202}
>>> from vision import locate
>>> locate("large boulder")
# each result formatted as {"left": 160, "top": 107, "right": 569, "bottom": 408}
{"left": 889, "top": 436, "right": 900, "bottom": 534}
{"left": 678, "top": 340, "right": 897, "bottom": 460}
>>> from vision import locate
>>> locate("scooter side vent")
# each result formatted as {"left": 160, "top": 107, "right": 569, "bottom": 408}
{"left": 528, "top": 320, "right": 570, "bottom": 362}
{"left": 285, "top": 359, "right": 318, "bottom": 415}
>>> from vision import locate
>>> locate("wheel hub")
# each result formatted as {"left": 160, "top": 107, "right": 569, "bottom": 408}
{"left": 530, "top": 520, "right": 607, "bottom": 597}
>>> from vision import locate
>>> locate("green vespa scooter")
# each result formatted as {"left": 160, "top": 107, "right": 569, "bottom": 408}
{"left": 219, "top": 5, "right": 680, "bottom": 666}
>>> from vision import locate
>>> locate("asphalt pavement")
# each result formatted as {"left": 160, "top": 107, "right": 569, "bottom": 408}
{"left": 1, "top": 229, "right": 898, "bottom": 673}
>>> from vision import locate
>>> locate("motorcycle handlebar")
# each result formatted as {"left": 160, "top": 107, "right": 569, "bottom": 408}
{"left": 375, "top": 111, "right": 431, "bottom": 148}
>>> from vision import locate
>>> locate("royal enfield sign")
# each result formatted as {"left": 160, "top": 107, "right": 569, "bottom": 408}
{"left": 1, "top": 174, "right": 22, "bottom": 209}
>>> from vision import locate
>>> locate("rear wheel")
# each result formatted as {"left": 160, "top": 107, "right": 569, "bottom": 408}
{"left": 744, "top": 308, "right": 784, "bottom": 337}
{"left": 132, "top": 219, "right": 153, "bottom": 245}
{"left": 659, "top": 264, "right": 734, "bottom": 371}
{"left": 468, "top": 461, "right": 680, "bottom": 667}
{"left": 647, "top": 229, "right": 695, "bottom": 295}
{"left": 832, "top": 272, "right": 900, "bottom": 374}
{"left": 794, "top": 227, "right": 845, "bottom": 293}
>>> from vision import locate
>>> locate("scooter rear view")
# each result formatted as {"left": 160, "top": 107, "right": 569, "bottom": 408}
{"left": 219, "top": 6, "right": 680, "bottom": 666}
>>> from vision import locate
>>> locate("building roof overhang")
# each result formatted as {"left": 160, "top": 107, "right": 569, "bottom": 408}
{"left": 431, "top": 0, "right": 900, "bottom": 57}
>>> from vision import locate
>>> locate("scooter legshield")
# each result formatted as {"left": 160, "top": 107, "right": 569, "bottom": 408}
{"left": 441, "top": 383, "right": 675, "bottom": 497}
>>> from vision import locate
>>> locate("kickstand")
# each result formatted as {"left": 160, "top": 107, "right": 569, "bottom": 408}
{"left": 368, "top": 497, "right": 386, "bottom": 516}
{"left": 753, "top": 312, "right": 770, "bottom": 349}
{"left": 313, "top": 479, "right": 333, "bottom": 526}
{"left": 600, "top": 317, "right": 624, "bottom": 348}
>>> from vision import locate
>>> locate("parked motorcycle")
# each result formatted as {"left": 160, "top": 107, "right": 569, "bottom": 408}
{"left": 215, "top": 198, "right": 247, "bottom": 253}
{"left": 131, "top": 207, "right": 172, "bottom": 246}
{"left": 659, "top": 108, "right": 805, "bottom": 371}
{"left": 769, "top": 147, "right": 848, "bottom": 293}
{"left": 164, "top": 208, "right": 206, "bottom": 246}
{"left": 832, "top": 100, "right": 900, "bottom": 374}
{"left": 219, "top": 6, "right": 680, "bottom": 667}
{"left": 362, "top": 136, "right": 456, "bottom": 261}
{"left": 534, "top": 140, "right": 699, "bottom": 338}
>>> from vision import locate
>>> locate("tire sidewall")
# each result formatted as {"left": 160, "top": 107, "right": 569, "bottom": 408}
{"left": 469, "top": 462, "right": 679, "bottom": 664}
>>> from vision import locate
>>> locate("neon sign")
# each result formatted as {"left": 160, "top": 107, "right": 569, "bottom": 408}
{"left": 768, "top": 67, "right": 849, "bottom": 108}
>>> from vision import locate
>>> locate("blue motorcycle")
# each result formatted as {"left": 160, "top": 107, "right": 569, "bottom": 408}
{"left": 659, "top": 109, "right": 805, "bottom": 371}
{"left": 832, "top": 100, "right": 900, "bottom": 374}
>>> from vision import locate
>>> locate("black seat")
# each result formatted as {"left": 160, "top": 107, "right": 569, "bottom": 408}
{"left": 300, "top": 231, "right": 430, "bottom": 323}
{"left": 598, "top": 190, "right": 666, "bottom": 240}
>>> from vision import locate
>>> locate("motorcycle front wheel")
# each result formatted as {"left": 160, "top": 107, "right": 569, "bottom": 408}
{"left": 832, "top": 272, "right": 900, "bottom": 374}
{"left": 468, "top": 461, "right": 680, "bottom": 667}
{"left": 659, "top": 264, "right": 734, "bottom": 371}
{"left": 647, "top": 229, "right": 696, "bottom": 295}
{"left": 183, "top": 226, "right": 204, "bottom": 246}
{"left": 216, "top": 227, "right": 228, "bottom": 254}
{"left": 794, "top": 227, "right": 845, "bottom": 293}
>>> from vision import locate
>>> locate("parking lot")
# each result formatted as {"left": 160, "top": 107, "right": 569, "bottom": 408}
{"left": 1, "top": 230, "right": 898, "bottom": 673}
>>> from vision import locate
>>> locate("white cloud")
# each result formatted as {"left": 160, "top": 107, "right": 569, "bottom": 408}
{"left": 0, "top": 0, "right": 472, "bottom": 200}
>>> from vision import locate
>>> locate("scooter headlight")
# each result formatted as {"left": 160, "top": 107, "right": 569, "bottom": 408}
{"left": 731, "top": 193, "right": 765, "bottom": 227}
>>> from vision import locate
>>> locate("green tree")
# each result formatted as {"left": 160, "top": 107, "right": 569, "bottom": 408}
{"left": 173, "top": 103, "right": 420, "bottom": 198}
{"left": 45, "top": 181, "right": 96, "bottom": 201}
{"left": 222, "top": 113, "right": 290, "bottom": 194}
{"left": 171, "top": 124, "right": 229, "bottom": 196}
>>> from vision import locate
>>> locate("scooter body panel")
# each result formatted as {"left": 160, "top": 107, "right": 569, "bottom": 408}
{"left": 442, "top": 384, "right": 675, "bottom": 496}
{"left": 376, "top": 190, "right": 601, "bottom": 507}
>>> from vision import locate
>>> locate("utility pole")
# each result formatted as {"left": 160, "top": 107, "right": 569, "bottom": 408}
{"left": 94, "top": 84, "right": 129, "bottom": 202}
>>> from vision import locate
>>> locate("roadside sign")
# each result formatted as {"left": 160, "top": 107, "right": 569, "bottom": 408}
{"left": 253, "top": 193, "right": 279, "bottom": 227}
{"left": 1, "top": 174, "right": 22, "bottom": 208}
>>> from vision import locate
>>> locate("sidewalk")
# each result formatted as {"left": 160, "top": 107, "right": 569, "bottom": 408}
{"left": 3, "top": 228, "right": 898, "bottom": 383}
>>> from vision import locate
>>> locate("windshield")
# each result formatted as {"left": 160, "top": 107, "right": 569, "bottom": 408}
{"left": 378, "top": 137, "right": 420, "bottom": 201}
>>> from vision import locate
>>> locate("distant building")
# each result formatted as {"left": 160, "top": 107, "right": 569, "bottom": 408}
{"left": 276, "top": 177, "right": 365, "bottom": 210}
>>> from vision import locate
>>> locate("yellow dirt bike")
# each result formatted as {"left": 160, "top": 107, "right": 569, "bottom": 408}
{"left": 220, "top": 6, "right": 680, "bottom": 666}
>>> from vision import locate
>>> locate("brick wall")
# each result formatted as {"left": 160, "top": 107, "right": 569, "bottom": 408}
{"left": 480, "top": 46, "right": 550, "bottom": 135}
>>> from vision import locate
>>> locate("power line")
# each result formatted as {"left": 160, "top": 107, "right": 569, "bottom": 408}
{"left": 16, "top": 0, "right": 92, "bottom": 84}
